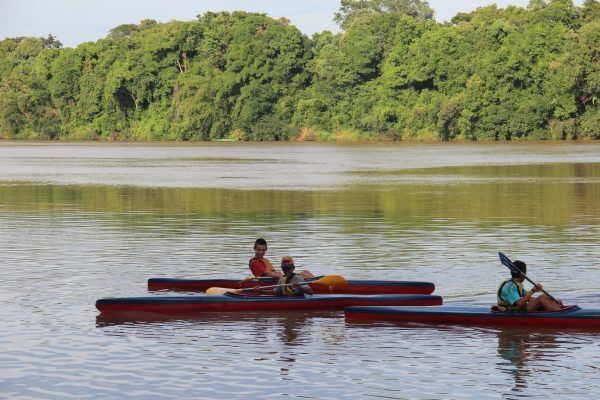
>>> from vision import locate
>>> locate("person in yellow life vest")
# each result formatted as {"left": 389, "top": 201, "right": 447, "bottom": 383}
{"left": 497, "top": 260, "right": 561, "bottom": 312}
{"left": 257, "top": 257, "right": 314, "bottom": 296}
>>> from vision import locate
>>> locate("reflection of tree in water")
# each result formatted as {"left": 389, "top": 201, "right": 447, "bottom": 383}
{"left": 496, "top": 329, "right": 560, "bottom": 396}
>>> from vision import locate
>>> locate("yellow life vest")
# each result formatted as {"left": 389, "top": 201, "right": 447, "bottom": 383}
{"left": 279, "top": 274, "right": 298, "bottom": 296}
{"left": 497, "top": 278, "right": 526, "bottom": 311}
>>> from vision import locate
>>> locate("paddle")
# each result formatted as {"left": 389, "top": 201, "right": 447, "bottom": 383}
{"left": 498, "top": 252, "right": 561, "bottom": 304}
{"left": 206, "top": 274, "right": 348, "bottom": 295}
{"left": 238, "top": 275, "right": 277, "bottom": 284}
{"left": 238, "top": 270, "right": 320, "bottom": 285}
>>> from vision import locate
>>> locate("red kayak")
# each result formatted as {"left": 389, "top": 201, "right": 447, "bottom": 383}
{"left": 96, "top": 293, "right": 443, "bottom": 314}
{"left": 147, "top": 277, "right": 435, "bottom": 295}
{"left": 345, "top": 305, "right": 600, "bottom": 329}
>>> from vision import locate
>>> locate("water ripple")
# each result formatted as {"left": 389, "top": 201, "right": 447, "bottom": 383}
{"left": 1, "top": 143, "right": 599, "bottom": 399}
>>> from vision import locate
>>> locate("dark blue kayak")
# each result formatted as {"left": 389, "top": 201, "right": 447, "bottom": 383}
{"left": 96, "top": 293, "right": 443, "bottom": 314}
{"left": 96, "top": 293, "right": 442, "bottom": 313}
{"left": 345, "top": 305, "right": 600, "bottom": 329}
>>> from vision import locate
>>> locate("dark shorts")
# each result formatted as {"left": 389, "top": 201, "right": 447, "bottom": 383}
{"left": 498, "top": 304, "right": 528, "bottom": 312}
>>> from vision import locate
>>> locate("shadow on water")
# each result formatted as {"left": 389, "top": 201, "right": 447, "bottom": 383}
{"left": 345, "top": 319, "right": 597, "bottom": 398}
{"left": 95, "top": 310, "right": 344, "bottom": 379}
{"left": 96, "top": 310, "right": 342, "bottom": 345}
{"left": 495, "top": 326, "right": 597, "bottom": 398}
{"left": 496, "top": 328, "right": 560, "bottom": 395}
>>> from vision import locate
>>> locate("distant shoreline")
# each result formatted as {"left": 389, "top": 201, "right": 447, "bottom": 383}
{"left": 1, "top": 137, "right": 598, "bottom": 145}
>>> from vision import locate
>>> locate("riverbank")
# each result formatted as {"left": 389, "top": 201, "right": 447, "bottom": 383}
{"left": 1, "top": 132, "right": 598, "bottom": 143}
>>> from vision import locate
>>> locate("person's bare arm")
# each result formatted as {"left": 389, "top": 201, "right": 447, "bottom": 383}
{"left": 292, "top": 276, "right": 313, "bottom": 295}
{"left": 515, "top": 284, "right": 541, "bottom": 306}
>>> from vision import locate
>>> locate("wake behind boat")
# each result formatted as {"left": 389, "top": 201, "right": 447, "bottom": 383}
{"left": 345, "top": 305, "right": 600, "bottom": 329}
{"left": 147, "top": 277, "right": 435, "bottom": 295}
{"left": 96, "top": 293, "right": 443, "bottom": 314}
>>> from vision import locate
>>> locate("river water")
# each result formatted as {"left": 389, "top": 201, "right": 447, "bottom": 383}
{"left": 0, "top": 141, "right": 599, "bottom": 399}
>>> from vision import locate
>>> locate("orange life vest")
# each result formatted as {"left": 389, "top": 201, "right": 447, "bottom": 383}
{"left": 249, "top": 257, "right": 275, "bottom": 277}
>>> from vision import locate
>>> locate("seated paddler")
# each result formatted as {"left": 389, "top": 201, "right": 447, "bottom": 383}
{"left": 497, "top": 260, "right": 561, "bottom": 312}
{"left": 258, "top": 257, "right": 314, "bottom": 297}
{"left": 247, "top": 239, "right": 315, "bottom": 280}
{"left": 248, "top": 238, "right": 282, "bottom": 279}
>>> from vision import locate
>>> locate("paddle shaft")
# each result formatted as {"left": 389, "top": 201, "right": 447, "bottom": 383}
{"left": 518, "top": 272, "right": 560, "bottom": 304}
{"left": 240, "top": 281, "right": 310, "bottom": 292}
{"left": 205, "top": 275, "right": 346, "bottom": 295}
{"left": 499, "top": 252, "right": 560, "bottom": 304}
{"left": 242, "top": 274, "right": 323, "bottom": 283}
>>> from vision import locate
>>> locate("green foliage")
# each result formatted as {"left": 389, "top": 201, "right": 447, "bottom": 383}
{"left": 335, "top": 0, "right": 434, "bottom": 29}
{"left": 0, "top": 2, "right": 598, "bottom": 141}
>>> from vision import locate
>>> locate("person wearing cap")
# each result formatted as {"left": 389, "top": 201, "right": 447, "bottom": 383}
{"left": 497, "top": 260, "right": 561, "bottom": 312}
{"left": 257, "top": 256, "right": 314, "bottom": 296}
{"left": 280, "top": 255, "right": 315, "bottom": 279}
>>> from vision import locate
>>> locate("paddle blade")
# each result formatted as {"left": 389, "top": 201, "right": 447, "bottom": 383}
{"left": 205, "top": 287, "right": 232, "bottom": 295}
{"left": 498, "top": 252, "right": 520, "bottom": 274}
{"left": 312, "top": 275, "right": 347, "bottom": 287}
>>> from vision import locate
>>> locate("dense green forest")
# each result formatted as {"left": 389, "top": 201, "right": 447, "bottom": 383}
{"left": 0, "top": 0, "right": 598, "bottom": 141}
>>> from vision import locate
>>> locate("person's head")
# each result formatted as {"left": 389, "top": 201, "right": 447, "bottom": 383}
{"left": 511, "top": 260, "right": 527, "bottom": 281}
{"left": 254, "top": 238, "right": 267, "bottom": 258}
{"left": 281, "top": 256, "right": 295, "bottom": 276}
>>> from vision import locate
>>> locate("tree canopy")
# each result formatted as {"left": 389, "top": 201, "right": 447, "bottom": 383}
{"left": 334, "top": 0, "right": 434, "bottom": 28}
{"left": 0, "top": 1, "right": 598, "bottom": 141}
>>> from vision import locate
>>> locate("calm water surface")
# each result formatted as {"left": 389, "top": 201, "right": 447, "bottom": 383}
{"left": 1, "top": 142, "right": 599, "bottom": 399}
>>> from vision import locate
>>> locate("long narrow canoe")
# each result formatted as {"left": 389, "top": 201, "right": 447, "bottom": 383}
{"left": 147, "top": 277, "right": 435, "bottom": 295}
{"left": 345, "top": 305, "right": 600, "bottom": 329}
{"left": 96, "top": 293, "right": 443, "bottom": 314}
